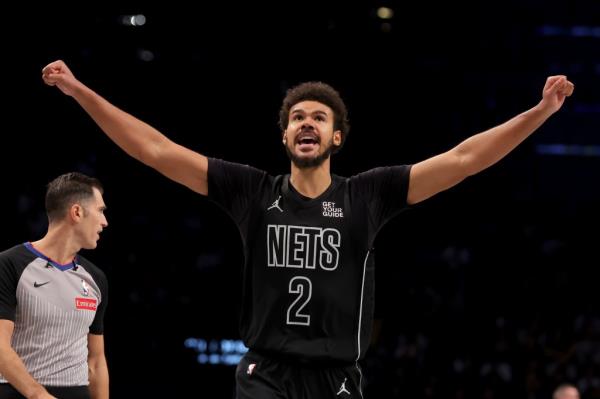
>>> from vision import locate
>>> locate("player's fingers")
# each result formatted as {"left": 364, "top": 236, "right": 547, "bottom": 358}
{"left": 545, "top": 75, "right": 565, "bottom": 87}
{"left": 42, "top": 74, "right": 57, "bottom": 86}
{"left": 563, "top": 81, "right": 575, "bottom": 96}
{"left": 41, "top": 60, "right": 65, "bottom": 74}
{"left": 546, "top": 76, "right": 566, "bottom": 94}
{"left": 41, "top": 65, "right": 58, "bottom": 75}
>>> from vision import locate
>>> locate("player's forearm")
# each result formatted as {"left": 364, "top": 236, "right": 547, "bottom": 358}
{"left": 454, "top": 103, "right": 555, "bottom": 176}
{"left": 69, "top": 82, "right": 169, "bottom": 168}
{"left": 88, "top": 357, "right": 109, "bottom": 399}
{"left": 0, "top": 347, "right": 51, "bottom": 399}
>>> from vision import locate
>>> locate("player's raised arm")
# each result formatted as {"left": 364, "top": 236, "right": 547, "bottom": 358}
{"left": 407, "top": 75, "right": 574, "bottom": 205}
{"left": 42, "top": 60, "right": 209, "bottom": 195}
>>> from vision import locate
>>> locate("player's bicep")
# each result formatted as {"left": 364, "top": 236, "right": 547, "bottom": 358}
{"left": 407, "top": 149, "right": 468, "bottom": 205}
{"left": 151, "top": 141, "right": 209, "bottom": 195}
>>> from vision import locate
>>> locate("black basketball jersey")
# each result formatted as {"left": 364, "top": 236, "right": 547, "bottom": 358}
{"left": 208, "top": 158, "right": 411, "bottom": 363}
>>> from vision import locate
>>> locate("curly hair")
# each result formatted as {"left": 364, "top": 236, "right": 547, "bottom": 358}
{"left": 278, "top": 82, "right": 350, "bottom": 153}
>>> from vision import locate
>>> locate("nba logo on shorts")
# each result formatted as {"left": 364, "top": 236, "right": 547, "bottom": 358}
{"left": 247, "top": 363, "right": 256, "bottom": 375}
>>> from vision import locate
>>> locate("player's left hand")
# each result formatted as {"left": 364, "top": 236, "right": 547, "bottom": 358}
{"left": 541, "top": 75, "right": 574, "bottom": 113}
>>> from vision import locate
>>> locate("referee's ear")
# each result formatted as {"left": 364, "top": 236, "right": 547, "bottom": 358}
{"left": 69, "top": 203, "right": 85, "bottom": 223}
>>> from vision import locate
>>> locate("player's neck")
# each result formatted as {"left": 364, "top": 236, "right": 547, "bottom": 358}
{"left": 289, "top": 162, "right": 331, "bottom": 199}
{"left": 31, "top": 224, "right": 80, "bottom": 264}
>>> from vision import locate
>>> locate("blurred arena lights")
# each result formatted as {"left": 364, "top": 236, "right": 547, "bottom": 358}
{"left": 184, "top": 337, "right": 248, "bottom": 366}
{"left": 376, "top": 7, "right": 394, "bottom": 20}
{"left": 137, "top": 49, "right": 155, "bottom": 62}
{"left": 535, "top": 143, "right": 600, "bottom": 157}
{"left": 120, "top": 14, "right": 146, "bottom": 27}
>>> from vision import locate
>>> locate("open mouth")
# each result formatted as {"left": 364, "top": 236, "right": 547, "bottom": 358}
{"left": 299, "top": 137, "right": 318, "bottom": 145}
{"left": 296, "top": 133, "right": 320, "bottom": 151}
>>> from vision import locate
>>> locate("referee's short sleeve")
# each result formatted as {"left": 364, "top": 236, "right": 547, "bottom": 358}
{"left": 0, "top": 249, "right": 21, "bottom": 321}
{"left": 86, "top": 264, "right": 108, "bottom": 335}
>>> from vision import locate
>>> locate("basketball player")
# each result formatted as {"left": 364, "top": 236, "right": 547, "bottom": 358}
{"left": 0, "top": 172, "right": 109, "bottom": 399}
{"left": 42, "top": 60, "right": 573, "bottom": 398}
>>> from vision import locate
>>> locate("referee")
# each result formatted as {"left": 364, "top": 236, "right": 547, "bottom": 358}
{"left": 0, "top": 173, "right": 109, "bottom": 399}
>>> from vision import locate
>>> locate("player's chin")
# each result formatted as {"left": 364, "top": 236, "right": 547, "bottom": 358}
{"left": 296, "top": 152, "right": 318, "bottom": 161}
{"left": 295, "top": 147, "right": 322, "bottom": 159}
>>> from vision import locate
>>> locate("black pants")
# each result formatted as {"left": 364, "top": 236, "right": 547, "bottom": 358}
{"left": 0, "top": 384, "right": 90, "bottom": 399}
{"left": 235, "top": 350, "right": 363, "bottom": 399}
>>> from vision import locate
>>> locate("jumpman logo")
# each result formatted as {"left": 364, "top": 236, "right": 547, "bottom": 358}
{"left": 267, "top": 196, "right": 283, "bottom": 212}
{"left": 336, "top": 378, "right": 351, "bottom": 396}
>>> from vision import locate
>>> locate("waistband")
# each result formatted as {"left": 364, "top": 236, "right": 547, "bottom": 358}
{"left": 0, "top": 384, "right": 90, "bottom": 399}
{"left": 248, "top": 348, "right": 355, "bottom": 369}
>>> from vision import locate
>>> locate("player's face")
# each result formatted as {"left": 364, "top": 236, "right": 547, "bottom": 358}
{"left": 283, "top": 101, "right": 341, "bottom": 169}
{"left": 79, "top": 188, "right": 108, "bottom": 249}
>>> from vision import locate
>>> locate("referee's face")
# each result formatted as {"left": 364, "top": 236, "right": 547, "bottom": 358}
{"left": 79, "top": 188, "right": 108, "bottom": 249}
{"left": 283, "top": 101, "right": 342, "bottom": 168}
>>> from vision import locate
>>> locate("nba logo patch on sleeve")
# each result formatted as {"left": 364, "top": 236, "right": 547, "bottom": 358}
{"left": 81, "top": 280, "right": 90, "bottom": 296}
{"left": 247, "top": 363, "right": 256, "bottom": 375}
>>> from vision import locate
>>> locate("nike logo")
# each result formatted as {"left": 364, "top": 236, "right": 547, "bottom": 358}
{"left": 33, "top": 281, "right": 51, "bottom": 288}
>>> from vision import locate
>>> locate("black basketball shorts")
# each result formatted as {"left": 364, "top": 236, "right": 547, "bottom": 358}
{"left": 235, "top": 349, "right": 363, "bottom": 399}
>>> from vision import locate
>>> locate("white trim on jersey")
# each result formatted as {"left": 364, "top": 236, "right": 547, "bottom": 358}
{"left": 355, "top": 361, "right": 364, "bottom": 398}
{"left": 356, "top": 250, "right": 370, "bottom": 362}
{"left": 352, "top": 250, "right": 369, "bottom": 398}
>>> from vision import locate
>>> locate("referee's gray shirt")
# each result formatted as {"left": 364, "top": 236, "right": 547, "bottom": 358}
{"left": 0, "top": 243, "right": 108, "bottom": 386}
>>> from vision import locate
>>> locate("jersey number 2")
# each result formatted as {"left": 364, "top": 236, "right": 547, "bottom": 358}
{"left": 286, "top": 276, "right": 312, "bottom": 326}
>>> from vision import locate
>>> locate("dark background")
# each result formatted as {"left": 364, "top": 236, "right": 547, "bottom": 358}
{"left": 1, "top": 3, "right": 599, "bottom": 398}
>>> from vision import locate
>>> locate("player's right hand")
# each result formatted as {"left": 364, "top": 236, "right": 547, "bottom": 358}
{"left": 41, "top": 60, "right": 79, "bottom": 97}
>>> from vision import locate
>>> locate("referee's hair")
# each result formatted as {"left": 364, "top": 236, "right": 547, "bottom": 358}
{"left": 45, "top": 172, "right": 104, "bottom": 223}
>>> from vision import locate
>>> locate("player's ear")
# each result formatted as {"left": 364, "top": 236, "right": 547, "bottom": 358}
{"left": 333, "top": 131, "right": 342, "bottom": 146}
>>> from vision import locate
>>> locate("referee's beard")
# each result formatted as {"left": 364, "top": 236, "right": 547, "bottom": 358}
{"left": 285, "top": 137, "right": 335, "bottom": 169}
